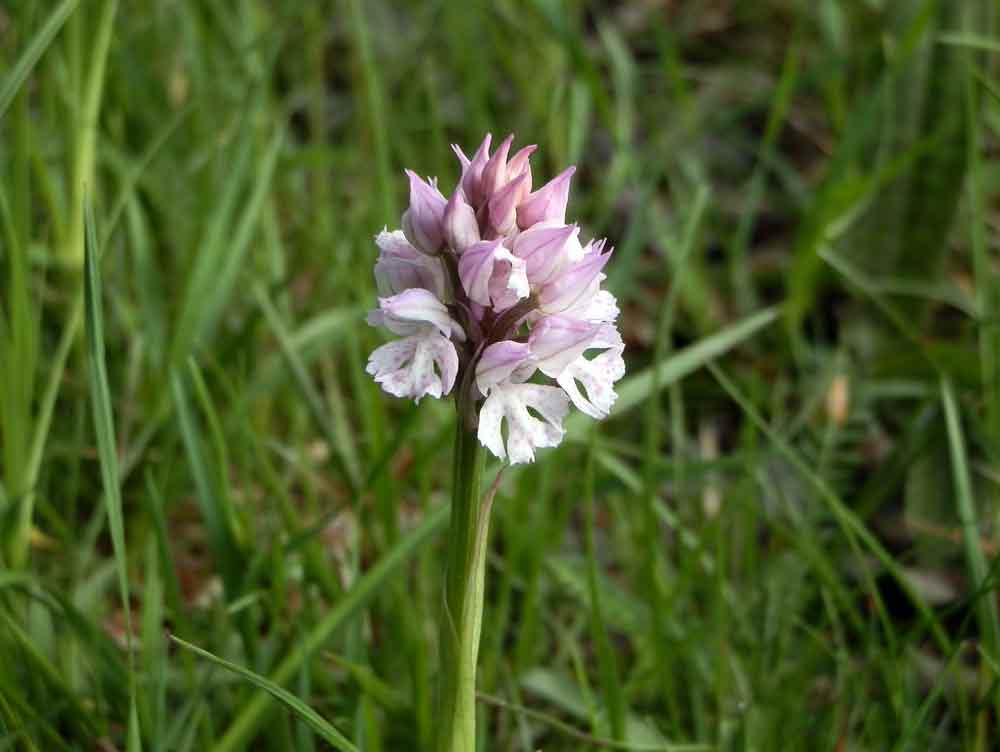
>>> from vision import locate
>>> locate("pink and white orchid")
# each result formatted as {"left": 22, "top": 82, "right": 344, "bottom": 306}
{"left": 366, "top": 134, "right": 624, "bottom": 463}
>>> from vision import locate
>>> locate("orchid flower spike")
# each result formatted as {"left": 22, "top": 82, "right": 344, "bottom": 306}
{"left": 366, "top": 134, "right": 624, "bottom": 463}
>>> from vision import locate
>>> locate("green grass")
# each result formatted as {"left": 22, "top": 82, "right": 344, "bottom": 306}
{"left": 1, "top": 1, "right": 998, "bottom": 749}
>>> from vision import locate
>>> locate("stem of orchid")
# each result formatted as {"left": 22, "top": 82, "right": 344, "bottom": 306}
{"left": 437, "top": 407, "right": 488, "bottom": 752}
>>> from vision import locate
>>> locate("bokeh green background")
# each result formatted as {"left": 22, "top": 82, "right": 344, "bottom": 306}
{"left": 1, "top": 1, "right": 998, "bottom": 749}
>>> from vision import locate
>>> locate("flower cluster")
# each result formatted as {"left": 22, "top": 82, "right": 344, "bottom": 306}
{"left": 366, "top": 134, "right": 624, "bottom": 464}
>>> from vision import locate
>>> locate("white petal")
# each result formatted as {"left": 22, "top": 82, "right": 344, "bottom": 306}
{"left": 477, "top": 388, "right": 507, "bottom": 460}
{"left": 555, "top": 326, "right": 625, "bottom": 419}
{"left": 476, "top": 383, "right": 569, "bottom": 464}
{"left": 366, "top": 332, "right": 458, "bottom": 403}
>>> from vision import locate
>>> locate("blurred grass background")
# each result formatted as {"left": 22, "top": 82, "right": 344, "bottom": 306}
{"left": 1, "top": 0, "right": 999, "bottom": 749}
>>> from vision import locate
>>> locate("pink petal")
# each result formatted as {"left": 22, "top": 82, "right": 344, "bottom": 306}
{"left": 481, "top": 133, "right": 514, "bottom": 201}
{"left": 511, "top": 223, "right": 579, "bottom": 286}
{"left": 402, "top": 170, "right": 447, "bottom": 254}
{"left": 443, "top": 190, "right": 480, "bottom": 252}
{"left": 528, "top": 315, "right": 601, "bottom": 378}
{"left": 516, "top": 166, "right": 575, "bottom": 229}
{"left": 476, "top": 340, "right": 533, "bottom": 392}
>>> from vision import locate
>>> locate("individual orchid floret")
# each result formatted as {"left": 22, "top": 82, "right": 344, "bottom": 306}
{"left": 402, "top": 170, "right": 447, "bottom": 255}
{"left": 453, "top": 134, "right": 492, "bottom": 208}
{"left": 366, "top": 290, "right": 462, "bottom": 402}
{"left": 443, "top": 191, "right": 480, "bottom": 252}
{"left": 511, "top": 223, "right": 580, "bottom": 286}
{"left": 374, "top": 229, "right": 448, "bottom": 299}
{"left": 487, "top": 172, "right": 530, "bottom": 237}
{"left": 365, "top": 133, "right": 624, "bottom": 464}
{"left": 480, "top": 134, "right": 514, "bottom": 200}
{"left": 517, "top": 166, "right": 576, "bottom": 229}
{"left": 458, "top": 239, "right": 529, "bottom": 308}
{"left": 537, "top": 241, "right": 613, "bottom": 314}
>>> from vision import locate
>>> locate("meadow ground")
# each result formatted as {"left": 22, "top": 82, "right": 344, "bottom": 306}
{"left": 1, "top": 1, "right": 998, "bottom": 750}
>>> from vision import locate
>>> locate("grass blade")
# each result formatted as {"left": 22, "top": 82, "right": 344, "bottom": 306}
{"left": 170, "top": 366, "right": 243, "bottom": 596}
{"left": 172, "top": 636, "right": 358, "bottom": 752}
{"left": 0, "top": 0, "right": 77, "bottom": 119}
{"left": 941, "top": 379, "right": 1000, "bottom": 655}
{"left": 255, "top": 286, "right": 362, "bottom": 492}
{"left": 83, "top": 198, "right": 132, "bottom": 647}
{"left": 211, "top": 503, "right": 448, "bottom": 752}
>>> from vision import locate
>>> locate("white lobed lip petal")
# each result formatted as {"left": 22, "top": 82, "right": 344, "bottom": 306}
{"left": 366, "top": 332, "right": 459, "bottom": 403}
{"left": 476, "top": 382, "right": 570, "bottom": 464}
{"left": 553, "top": 324, "right": 625, "bottom": 419}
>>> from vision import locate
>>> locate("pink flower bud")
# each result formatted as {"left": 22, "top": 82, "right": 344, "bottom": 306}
{"left": 506, "top": 144, "right": 537, "bottom": 185}
{"left": 516, "top": 166, "right": 576, "bottom": 229}
{"left": 487, "top": 172, "right": 529, "bottom": 237}
{"left": 402, "top": 170, "right": 447, "bottom": 254}
{"left": 443, "top": 190, "right": 480, "bottom": 252}
{"left": 453, "top": 133, "right": 492, "bottom": 208}
{"left": 480, "top": 133, "right": 514, "bottom": 200}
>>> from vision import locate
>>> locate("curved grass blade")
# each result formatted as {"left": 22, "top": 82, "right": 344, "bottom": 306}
{"left": 0, "top": 0, "right": 77, "bottom": 119}
{"left": 211, "top": 503, "right": 448, "bottom": 752}
{"left": 171, "top": 637, "right": 357, "bottom": 752}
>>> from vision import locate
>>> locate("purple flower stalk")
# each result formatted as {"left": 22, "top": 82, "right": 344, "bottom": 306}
{"left": 367, "top": 134, "right": 625, "bottom": 464}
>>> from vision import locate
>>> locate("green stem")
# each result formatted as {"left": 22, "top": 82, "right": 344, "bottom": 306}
{"left": 437, "top": 411, "right": 488, "bottom": 752}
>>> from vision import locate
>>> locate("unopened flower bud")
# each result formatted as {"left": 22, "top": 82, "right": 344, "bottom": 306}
{"left": 517, "top": 166, "right": 575, "bottom": 229}
{"left": 453, "top": 133, "right": 492, "bottom": 209}
{"left": 480, "top": 133, "right": 514, "bottom": 200}
{"left": 487, "top": 172, "right": 529, "bottom": 237}
{"left": 443, "top": 190, "right": 480, "bottom": 252}
{"left": 402, "top": 170, "right": 447, "bottom": 254}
